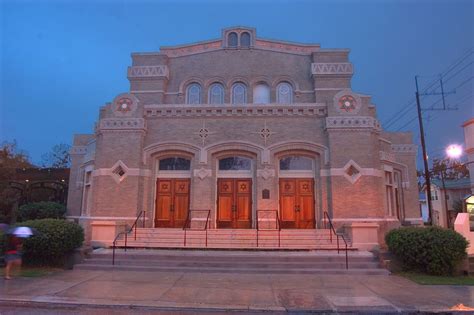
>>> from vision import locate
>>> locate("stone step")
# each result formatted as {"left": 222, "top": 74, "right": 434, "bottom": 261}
{"left": 74, "top": 263, "right": 388, "bottom": 275}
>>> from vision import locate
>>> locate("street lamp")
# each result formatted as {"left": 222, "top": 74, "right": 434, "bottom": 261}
{"left": 446, "top": 144, "right": 463, "bottom": 159}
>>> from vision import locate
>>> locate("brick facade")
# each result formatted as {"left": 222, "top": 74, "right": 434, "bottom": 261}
{"left": 67, "top": 27, "right": 421, "bottom": 246}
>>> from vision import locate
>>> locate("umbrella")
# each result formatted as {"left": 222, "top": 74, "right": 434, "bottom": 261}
{"left": 8, "top": 226, "right": 34, "bottom": 238}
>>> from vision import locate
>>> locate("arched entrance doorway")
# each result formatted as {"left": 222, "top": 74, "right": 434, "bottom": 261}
{"left": 155, "top": 157, "right": 191, "bottom": 228}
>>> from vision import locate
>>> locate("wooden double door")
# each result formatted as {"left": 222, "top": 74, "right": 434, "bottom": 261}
{"left": 217, "top": 178, "right": 252, "bottom": 228}
{"left": 279, "top": 178, "right": 315, "bottom": 229}
{"left": 155, "top": 178, "right": 190, "bottom": 228}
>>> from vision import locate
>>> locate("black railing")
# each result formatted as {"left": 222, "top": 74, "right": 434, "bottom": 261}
{"left": 256, "top": 210, "right": 281, "bottom": 248}
{"left": 183, "top": 210, "right": 211, "bottom": 247}
{"left": 112, "top": 210, "right": 146, "bottom": 265}
{"left": 323, "top": 211, "right": 349, "bottom": 269}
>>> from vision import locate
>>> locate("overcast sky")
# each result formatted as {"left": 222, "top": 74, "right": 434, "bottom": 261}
{"left": 1, "top": 0, "right": 473, "bottom": 166}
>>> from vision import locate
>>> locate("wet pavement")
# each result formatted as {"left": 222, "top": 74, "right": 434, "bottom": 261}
{"left": 0, "top": 269, "right": 473, "bottom": 313}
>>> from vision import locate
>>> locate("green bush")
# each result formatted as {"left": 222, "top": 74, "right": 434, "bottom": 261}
{"left": 19, "top": 219, "right": 84, "bottom": 266}
{"left": 385, "top": 226, "right": 468, "bottom": 276}
{"left": 17, "top": 202, "right": 66, "bottom": 222}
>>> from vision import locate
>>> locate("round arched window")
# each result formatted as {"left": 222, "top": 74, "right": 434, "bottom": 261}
{"left": 159, "top": 157, "right": 191, "bottom": 171}
{"left": 232, "top": 83, "right": 247, "bottom": 105}
{"left": 228, "top": 32, "right": 238, "bottom": 47}
{"left": 186, "top": 83, "right": 201, "bottom": 104}
{"left": 253, "top": 83, "right": 270, "bottom": 104}
{"left": 277, "top": 82, "right": 293, "bottom": 104}
{"left": 279, "top": 156, "right": 313, "bottom": 171}
{"left": 208, "top": 83, "right": 225, "bottom": 104}
{"left": 241, "top": 32, "right": 251, "bottom": 47}
{"left": 219, "top": 156, "right": 252, "bottom": 171}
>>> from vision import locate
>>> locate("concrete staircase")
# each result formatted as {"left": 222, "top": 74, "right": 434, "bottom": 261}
{"left": 113, "top": 228, "right": 352, "bottom": 250}
{"left": 75, "top": 249, "right": 389, "bottom": 275}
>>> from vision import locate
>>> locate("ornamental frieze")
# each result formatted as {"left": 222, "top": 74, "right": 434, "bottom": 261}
{"left": 144, "top": 104, "right": 326, "bottom": 118}
{"left": 311, "top": 63, "right": 353, "bottom": 75}
{"left": 98, "top": 118, "right": 146, "bottom": 131}
{"left": 127, "top": 66, "right": 169, "bottom": 79}
{"left": 391, "top": 144, "right": 417, "bottom": 154}
{"left": 325, "top": 116, "right": 381, "bottom": 131}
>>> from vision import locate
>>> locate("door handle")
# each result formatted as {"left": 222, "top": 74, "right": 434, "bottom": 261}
{"left": 232, "top": 205, "right": 237, "bottom": 212}
{"left": 295, "top": 205, "right": 300, "bottom": 212}
{"left": 170, "top": 205, "right": 174, "bottom": 212}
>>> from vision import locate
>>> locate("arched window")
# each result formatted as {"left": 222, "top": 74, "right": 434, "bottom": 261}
{"left": 279, "top": 156, "right": 313, "bottom": 171}
{"left": 219, "top": 156, "right": 252, "bottom": 171}
{"left": 208, "top": 83, "right": 225, "bottom": 104}
{"left": 253, "top": 83, "right": 270, "bottom": 104}
{"left": 232, "top": 83, "right": 247, "bottom": 105}
{"left": 241, "top": 32, "right": 251, "bottom": 47}
{"left": 228, "top": 32, "right": 238, "bottom": 47}
{"left": 276, "top": 82, "right": 293, "bottom": 104}
{"left": 186, "top": 83, "right": 201, "bottom": 104}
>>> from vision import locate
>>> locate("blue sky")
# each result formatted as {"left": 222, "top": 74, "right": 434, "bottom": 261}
{"left": 1, "top": 0, "right": 473, "bottom": 166}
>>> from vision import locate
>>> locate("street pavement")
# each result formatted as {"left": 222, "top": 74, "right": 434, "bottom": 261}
{"left": 0, "top": 268, "right": 473, "bottom": 314}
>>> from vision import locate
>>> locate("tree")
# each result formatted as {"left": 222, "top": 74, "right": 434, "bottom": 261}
{"left": 431, "top": 158, "right": 469, "bottom": 180}
{"left": 41, "top": 143, "right": 71, "bottom": 168}
{"left": 0, "top": 141, "right": 34, "bottom": 223}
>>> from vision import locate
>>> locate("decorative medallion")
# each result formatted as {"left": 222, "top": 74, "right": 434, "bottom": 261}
{"left": 194, "top": 121, "right": 216, "bottom": 146}
{"left": 251, "top": 121, "right": 276, "bottom": 146}
{"left": 338, "top": 95, "right": 356, "bottom": 112}
{"left": 116, "top": 97, "right": 133, "bottom": 113}
{"left": 112, "top": 93, "right": 138, "bottom": 117}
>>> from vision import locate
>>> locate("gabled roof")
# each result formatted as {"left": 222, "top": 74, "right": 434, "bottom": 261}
{"left": 431, "top": 178, "right": 471, "bottom": 190}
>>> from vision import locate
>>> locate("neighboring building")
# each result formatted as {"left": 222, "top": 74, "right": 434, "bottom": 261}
{"left": 67, "top": 27, "right": 420, "bottom": 248}
{"left": 419, "top": 192, "right": 428, "bottom": 224}
{"left": 425, "top": 178, "right": 471, "bottom": 228}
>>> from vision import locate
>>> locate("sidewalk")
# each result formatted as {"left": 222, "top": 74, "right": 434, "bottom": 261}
{"left": 0, "top": 268, "right": 473, "bottom": 313}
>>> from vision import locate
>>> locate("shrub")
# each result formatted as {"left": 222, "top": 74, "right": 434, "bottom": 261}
{"left": 385, "top": 226, "right": 468, "bottom": 276}
{"left": 17, "top": 202, "right": 66, "bottom": 222}
{"left": 19, "top": 219, "right": 84, "bottom": 266}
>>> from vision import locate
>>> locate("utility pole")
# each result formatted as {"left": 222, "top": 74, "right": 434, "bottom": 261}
{"left": 414, "top": 75, "right": 456, "bottom": 225}
{"left": 415, "top": 76, "right": 434, "bottom": 224}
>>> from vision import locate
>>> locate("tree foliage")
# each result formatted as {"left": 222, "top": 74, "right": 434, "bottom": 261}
{"left": 41, "top": 143, "right": 71, "bottom": 168}
{"left": 0, "top": 141, "right": 33, "bottom": 223}
{"left": 431, "top": 158, "right": 469, "bottom": 180}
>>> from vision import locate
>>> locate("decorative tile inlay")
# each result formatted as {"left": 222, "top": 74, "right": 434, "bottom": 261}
{"left": 127, "top": 66, "right": 169, "bottom": 79}
{"left": 311, "top": 63, "right": 353, "bottom": 75}
{"left": 379, "top": 151, "right": 396, "bottom": 162}
{"left": 70, "top": 146, "right": 87, "bottom": 155}
{"left": 194, "top": 167, "right": 212, "bottom": 180}
{"left": 194, "top": 121, "right": 216, "bottom": 146}
{"left": 391, "top": 144, "right": 417, "bottom": 154}
{"left": 144, "top": 104, "right": 326, "bottom": 118}
{"left": 325, "top": 116, "right": 381, "bottom": 131}
{"left": 257, "top": 167, "right": 275, "bottom": 180}
{"left": 252, "top": 121, "right": 276, "bottom": 146}
{"left": 99, "top": 118, "right": 146, "bottom": 131}
{"left": 343, "top": 160, "right": 362, "bottom": 184}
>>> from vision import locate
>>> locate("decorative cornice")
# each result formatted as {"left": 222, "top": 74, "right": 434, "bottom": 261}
{"left": 391, "top": 144, "right": 417, "bottom": 154}
{"left": 325, "top": 116, "right": 381, "bottom": 131}
{"left": 311, "top": 63, "right": 353, "bottom": 76}
{"left": 127, "top": 66, "right": 169, "bottom": 80}
{"left": 144, "top": 103, "right": 327, "bottom": 118}
{"left": 98, "top": 118, "right": 146, "bottom": 131}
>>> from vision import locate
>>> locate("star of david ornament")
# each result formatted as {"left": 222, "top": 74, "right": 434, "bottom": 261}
{"left": 338, "top": 95, "right": 356, "bottom": 112}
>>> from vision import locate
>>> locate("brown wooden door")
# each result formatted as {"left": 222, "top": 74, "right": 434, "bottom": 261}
{"left": 155, "top": 178, "right": 190, "bottom": 228}
{"left": 217, "top": 178, "right": 252, "bottom": 228}
{"left": 279, "top": 178, "right": 315, "bottom": 229}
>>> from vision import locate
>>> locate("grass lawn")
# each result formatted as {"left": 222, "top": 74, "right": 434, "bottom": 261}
{"left": 398, "top": 272, "right": 474, "bottom": 285}
{"left": 0, "top": 266, "right": 60, "bottom": 278}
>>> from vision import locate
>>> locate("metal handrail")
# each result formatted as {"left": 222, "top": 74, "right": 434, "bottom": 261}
{"left": 256, "top": 210, "right": 281, "bottom": 248}
{"left": 323, "top": 211, "right": 349, "bottom": 269}
{"left": 112, "top": 210, "right": 145, "bottom": 265}
{"left": 183, "top": 210, "right": 211, "bottom": 247}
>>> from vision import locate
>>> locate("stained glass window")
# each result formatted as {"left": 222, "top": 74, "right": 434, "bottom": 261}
{"left": 228, "top": 32, "right": 238, "bottom": 47}
{"left": 277, "top": 82, "right": 293, "bottom": 104}
{"left": 159, "top": 157, "right": 191, "bottom": 171}
{"left": 279, "top": 156, "right": 313, "bottom": 170}
{"left": 241, "top": 32, "right": 251, "bottom": 47}
{"left": 219, "top": 156, "right": 251, "bottom": 171}
{"left": 232, "top": 83, "right": 247, "bottom": 104}
{"left": 186, "top": 83, "right": 201, "bottom": 104}
{"left": 253, "top": 84, "right": 270, "bottom": 104}
{"left": 208, "top": 83, "right": 225, "bottom": 104}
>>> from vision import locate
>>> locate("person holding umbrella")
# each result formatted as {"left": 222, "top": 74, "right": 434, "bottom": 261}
{"left": 4, "top": 227, "right": 33, "bottom": 280}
